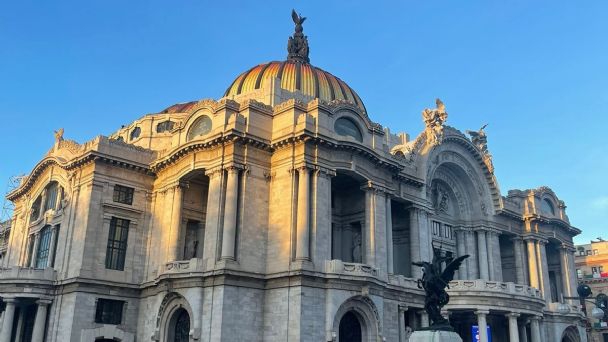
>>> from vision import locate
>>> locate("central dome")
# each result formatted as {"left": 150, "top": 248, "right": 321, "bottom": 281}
{"left": 223, "top": 60, "right": 366, "bottom": 113}
{"left": 223, "top": 10, "right": 365, "bottom": 113}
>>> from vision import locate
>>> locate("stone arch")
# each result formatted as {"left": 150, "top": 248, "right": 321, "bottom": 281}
{"left": 332, "top": 296, "right": 382, "bottom": 342}
{"left": 560, "top": 325, "right": 581, "bottom": 342}
{"left": 153, "top": 292, "right": 195, "bottom": 342}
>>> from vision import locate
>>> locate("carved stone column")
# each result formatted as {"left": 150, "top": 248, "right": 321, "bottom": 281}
{"left": 30, "top": 233, "right": 40, "bottom": 268}
{"left": 221, "top": 167, "right": 240, "bottom": 261}
{"left": 169, "top": 183, "right": 184, "bottom": 262}
{"left": 0, "top": 298, "right": 17, "bottom": 342}
{"left": 455, "top": 228, "right": 467, "bottom": 279}
{"left": 559, "top": 246, "right": 573, "bottom": 300}
{"left": 519, "top": 323, "right": 528, "bottom": 342}
{"left": 47, "top": 225, "right": 58, "bottom": 268}
{"left": 537, "top": 241, "right": 551, "bottom": 302}
{"left": 398, "top": 305, "right": 407, "bottom": 342}
{"left": 490, "top": 231, "right": 503, "bottom": 281}
{"left": 419, "top": 311, "right": 429, "bottom": 328}
{"left": 512, "top": 237, "right": 525, "bottom": 284}
{"left": 477, "top": 230, "right": 489, "bottom": 280}
{"left": 466, "top": 230, "right": 478, "bottom": 279}
{"left": 526, "top": 239, "right": 540, "bottom": 290}
{"left": 31, "top": 299, "right": 52, "bottom": 342}
{"left": 363, "top": 186, "right": 375, "bottom": 266}
{"left": 507, "top": 313, "right": 520, "bottom": 342}
{"left": 409, "top": 206, "right": 430, "bottom": 279}
{"left": 476, "top": 310, "right": 489, "bottom": 342}
{"left": 530, "top": 316, "right": 542, "bottom": 342}
{"left": 386, "top": 196, "right": 394, "bottom": 274}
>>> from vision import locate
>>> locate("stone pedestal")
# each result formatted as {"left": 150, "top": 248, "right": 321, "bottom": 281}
{"left": 409, "top": 330, "right": 463, "bottom": 342}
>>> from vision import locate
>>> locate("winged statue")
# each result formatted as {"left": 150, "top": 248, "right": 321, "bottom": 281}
{"left": 287, "top": 10, "right": 310, "bottom": 62}
{"left": 412, "top": 250, "right": 469, "bottom": 329}
{"left": 291, "top": 9, "right": 306, "bottom": 33}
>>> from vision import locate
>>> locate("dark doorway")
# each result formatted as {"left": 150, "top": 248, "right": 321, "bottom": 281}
{"left": 339, "top": 311, "right": 362, "bottom": 342}
{"left": 173, "top": 309, "right": 190, "bottom": 342}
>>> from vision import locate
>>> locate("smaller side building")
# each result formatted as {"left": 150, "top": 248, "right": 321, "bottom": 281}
{"left": 576, "top": 239, "right": 608, "bottom": 342}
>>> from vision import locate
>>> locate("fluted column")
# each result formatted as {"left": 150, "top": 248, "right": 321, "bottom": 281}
{"left": 507, "top": 313, "right": 520, "bottom": 342}
{"left": 221, "top": 167, "right": 240, "bottom": 260}
{"left": 456, "top": 229, "right": 467, "bottom": 279}
{"left": 512, "top": 237, "right": 525, "bottom": 284}
{"left": 31, "top": 299, "right": 51, "bottom": 342}
{"left": 530, "top": 316, "right": 541, "bottom": 342}
{"left": 169, "top": 184, "right": 184, "bottom": 261}
{"left": 477, "top": 230, "right": 489, "bottom": 280}
{"left": 476, "top": 310, "right": 489, "bottom": 342}
{"left": 466, "top": 231, "right": 479, "bottom": 279}
{"left": 0, "top": 298, "right": 17, "bottom": 342}
{"left": 30, "top": 233, "right": 40, "bottom": 267}
{"left": 386, "top": 197, "right": 394, "bottom": 274}
{"left": 526, "top": 239, "right": 540, "bottom": 289}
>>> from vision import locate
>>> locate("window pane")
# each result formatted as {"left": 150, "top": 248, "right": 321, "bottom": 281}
{"left": 105, "top": 217, "right": 129, "bottom": 271}
{"left": 95, "top": 299, "right": 124, "bottom": 325}
{"left": 334, "top": 118, "right": 363, "bottom": 142}
{"left": 35, "top": 226, "right": 52, "bottom": 268}
{"left": 44, "top": 183, "right": 58, "bottom": 211}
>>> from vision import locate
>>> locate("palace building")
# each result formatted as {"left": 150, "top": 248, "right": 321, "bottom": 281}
{"left": 0, "top": 11, "right": 587, "bottom": 342}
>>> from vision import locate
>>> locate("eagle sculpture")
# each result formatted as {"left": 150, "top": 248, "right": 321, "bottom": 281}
{"left": 412, "top": 250, "right": 469, "bottom": 329}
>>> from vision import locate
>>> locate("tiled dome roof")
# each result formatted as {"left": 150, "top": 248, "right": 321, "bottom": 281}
{"left": 223, "top": 60, "right": 366, "bottom": 113}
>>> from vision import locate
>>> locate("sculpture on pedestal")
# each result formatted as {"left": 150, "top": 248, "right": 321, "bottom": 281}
{"left": 412, "top": 250, "right": 469, "bottom": 331}
{"left": 422, "top": 99, "right": 448, "bottom": 146}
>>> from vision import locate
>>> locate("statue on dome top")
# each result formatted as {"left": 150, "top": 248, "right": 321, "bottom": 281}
{"left": 287, "top": 10, "right": 310, "bottom": 63}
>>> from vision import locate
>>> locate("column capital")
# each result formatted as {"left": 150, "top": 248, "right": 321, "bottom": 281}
{"left": 529, "top": 315, "right": 542, "bottom": 321}
{"left": 398, "top": 304, "right": 408, "bottom": 312}
{"left": 506, "top": 312, "right": 520, "bottom": 318}
{"left": 510, "top": 236, "right": 524, "bottom": 243}
{"left": 36, "top": 299, "right": 52, "bottom": 306}
{"left": 2, "top": 297, "right": 18, "bottom": 304}
{"left": 475, "top": 310, "right": 490, "bottom": 316}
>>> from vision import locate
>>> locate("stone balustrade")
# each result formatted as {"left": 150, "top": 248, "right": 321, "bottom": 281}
{"left": 0, "top": 266, "right": 57, "bottom": 283}
{"left": 447, "top": 279, "right": 542, "bottom": 299}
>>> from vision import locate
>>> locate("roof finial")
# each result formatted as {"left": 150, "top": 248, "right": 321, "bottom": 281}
{"left": 287, "top": 9, "right": 310, "bottom": 63}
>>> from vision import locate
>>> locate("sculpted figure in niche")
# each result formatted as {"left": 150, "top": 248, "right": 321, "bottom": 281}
{"left": 435, "top": 186, "right": 450, "bottom": 213}
{"left": 422, "top": 99, "right": 448, "bottom": 146}
{"left": 352, "top": 231, "right": 362, "bottom": 263}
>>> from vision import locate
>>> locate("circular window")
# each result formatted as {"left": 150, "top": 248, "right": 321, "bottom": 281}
{"left": 157, "top": 120, "right": 175, "bottom": 133}
{"left": 187, "top": 115, "right": 212, "bottom": 141}
{"left": 334, "top": 117, "right": 363, "bottom": 142}
{"left": 130, "top": 127, "right": 141, "bottom": 140}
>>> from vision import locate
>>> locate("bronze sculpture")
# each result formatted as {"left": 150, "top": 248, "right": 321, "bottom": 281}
{"left": 287, "top": 10, "right": 310, "bottom": 63}
{"left": 412, "top": 250, "right": 469, "bottom": 330}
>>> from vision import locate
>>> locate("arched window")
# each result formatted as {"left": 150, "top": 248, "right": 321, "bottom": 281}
{"left": 334, "top": 117, "right": 363, "bottom": 142}
{"left": 157, "top": 120, "right": 175, "bottom": 133}
{"left": 44, "top": 182, "right": 59, "bottom": 211}
{"left": 187, "top": 115, "right": 212, "bottom": 141}
{"left": 169, "top": 309, "right": 190, "bottom": 342}
{"left": 541, "top": 198, "right": 555, "bottom": 215}
{"left": 130, "top": 126, "right": 141, "bottom": 140}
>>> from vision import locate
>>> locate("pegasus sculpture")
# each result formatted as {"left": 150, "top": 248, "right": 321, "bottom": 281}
{"left": 412, "top": 250, "right": 469, "bottom": 330}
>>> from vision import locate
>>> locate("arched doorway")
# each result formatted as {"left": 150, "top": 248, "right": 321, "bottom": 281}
{"left": 339, "top": 311, "right": 362, "bottom": 342}
{"left": 167, "top": 308, "right": 190, "bottom": 342}
{"left": 561, "top": 326, "right": 581, "bottom": 342}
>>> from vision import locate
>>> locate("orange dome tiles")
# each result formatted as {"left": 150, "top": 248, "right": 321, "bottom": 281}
{"left": 224, "top": 60, "right": 365, "bottom": 113}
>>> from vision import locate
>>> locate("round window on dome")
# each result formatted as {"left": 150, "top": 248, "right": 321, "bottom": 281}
{"left": 334, "top": 117, "right": 363, "bottom": 142}
{"left": 130, "top": 127, "right": 141, "bottom": 140}
{"left": 187, "top": 115, "right": 212, "bottom": 141}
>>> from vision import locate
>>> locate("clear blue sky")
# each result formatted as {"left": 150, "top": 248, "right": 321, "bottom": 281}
{"left": 1, "top": 1, "right": 606, "bottom": 244}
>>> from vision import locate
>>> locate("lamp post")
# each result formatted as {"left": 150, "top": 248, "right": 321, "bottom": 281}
{"left": 563, "top": 284, "right": 608, "bottom": 340}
